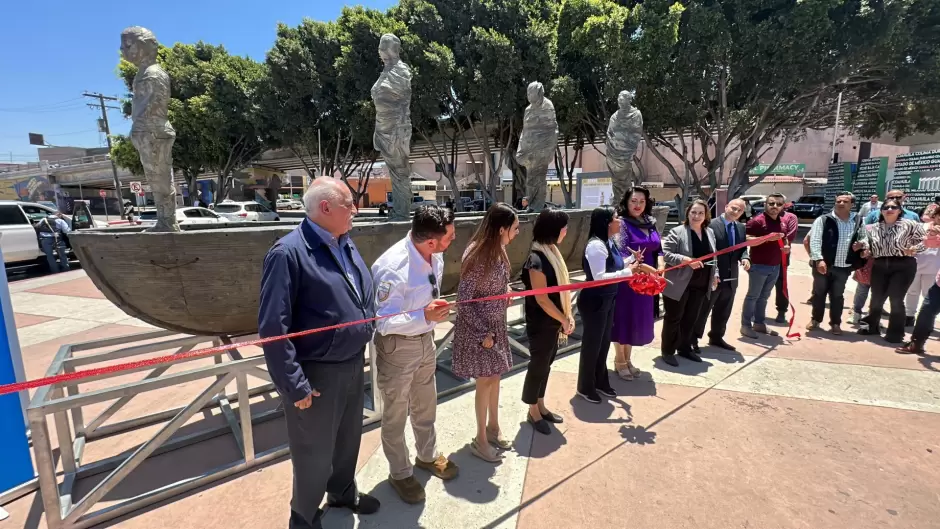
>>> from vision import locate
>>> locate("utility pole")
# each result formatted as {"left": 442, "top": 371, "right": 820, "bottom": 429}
{"left": 830, "top": 91, "right": 843, "bottom": 164}
{"left": 83, "top": 92, "right": 126, "bottom": 219}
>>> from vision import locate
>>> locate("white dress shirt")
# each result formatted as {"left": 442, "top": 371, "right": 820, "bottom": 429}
{"left": 372, "top": 233, "right": 445, "bottom": 336}
{"left": 584, "top": 239, "right": 634, "bottom": 281}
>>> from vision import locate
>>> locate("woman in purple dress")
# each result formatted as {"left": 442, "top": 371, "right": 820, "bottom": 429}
{"left": 611, "top": 186, "right": 661, "bottom": 380}
{"left": 452, "top": 203, "right": 520, "bottom": 463}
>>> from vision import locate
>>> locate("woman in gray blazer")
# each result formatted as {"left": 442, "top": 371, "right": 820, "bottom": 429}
{"left": 660, "top": 199, "right": 720, "bottom": 366}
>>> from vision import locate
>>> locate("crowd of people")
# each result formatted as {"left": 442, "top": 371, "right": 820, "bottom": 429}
{"left": 257, "top": 177, "right": 938, "bottom": 528}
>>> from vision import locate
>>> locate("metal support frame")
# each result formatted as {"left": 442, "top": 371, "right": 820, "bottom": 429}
{"left": 22, "top": 277, "right": 588, "bottom": 528}
{"left": 25, "top": 329, "right": 292, "bottom": 529}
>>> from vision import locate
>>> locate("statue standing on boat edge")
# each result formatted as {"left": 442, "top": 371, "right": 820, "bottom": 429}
{"left": 121, "top": 26, "right": 180, "bottom": 232}
{"left": 517, "top": 81, "right": 558, "bottom": 212}
{"left": 371, "top": 33, "right": 413, "bottom": 222}
{"left": 606, "top": 90, "right": 644, "bottom": 206}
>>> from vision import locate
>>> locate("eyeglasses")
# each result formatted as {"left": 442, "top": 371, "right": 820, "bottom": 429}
{"left": 882, "top": 206, "right": 900, "bottom": 211}
{"left": 766, "top": 202, "right": 784, "bottom": 207}
{"left": 428, "top": 274, "right": 439, "bottom": 298}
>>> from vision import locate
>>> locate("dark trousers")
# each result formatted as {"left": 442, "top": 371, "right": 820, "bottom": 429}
{"left": 662, "top": 286, "right": 709, "bottom": 356}
{"left": 284, "top": 355, "right": 364, "bottom": 529}
{"left": 694, "top": 282, "right": 736, "bottom": 341}
{"left": 810, "top": 266, "right": 851, "bottom": 325}
{"left": 863, "top": 257, "right": 917, "bottom": 341}
{"left": 576, "top": 292, "right": 616, "bottom": 395}
{"left": 912, "top": 283, "right": 940, "bottom": 344}
{"left": 40, "top": 237, "right": 70, "bottom": 273}
{"left": 522, "top": 323, "right": 561, "bottom": 404}
{"left": 775, "top": 254, "right": 791, "bottom": 314}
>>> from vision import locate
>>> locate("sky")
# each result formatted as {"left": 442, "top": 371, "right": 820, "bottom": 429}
{"left": 0, "top": 0, "right": 396, "bottom": 164}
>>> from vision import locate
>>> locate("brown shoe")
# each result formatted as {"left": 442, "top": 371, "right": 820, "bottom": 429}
{"left": 806, "top": 320, "right": 820, "bottom": 331}
{"left": 830, "top": 324, "right": 843, "bottom": 335}
{"left": 389, "top": 475, "right": 425, "bottom": 504}
{"left": 415, "top": 455, "right": 459, "bottom": 481}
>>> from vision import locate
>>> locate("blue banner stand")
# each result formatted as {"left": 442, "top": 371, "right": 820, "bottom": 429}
{"left": 0, "top": 241, "right": 36, "bottom": 515}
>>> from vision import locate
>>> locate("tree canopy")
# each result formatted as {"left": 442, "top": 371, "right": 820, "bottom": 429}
{"left": 111, "top": 0, "right": 940, "bottom": 205}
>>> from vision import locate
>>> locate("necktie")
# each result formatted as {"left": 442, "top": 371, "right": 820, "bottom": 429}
{"left": 728, "top": 222, "right": 734, "bottom": 246}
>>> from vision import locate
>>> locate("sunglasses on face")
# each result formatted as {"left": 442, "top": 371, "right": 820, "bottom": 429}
{"left": 428, "top": 274, "right": 439, "bottom": 298}
{"left": 882, "top": 206, "right": 900, "bottom": 211}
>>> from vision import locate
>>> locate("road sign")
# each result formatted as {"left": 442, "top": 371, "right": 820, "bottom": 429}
{"left": 99, "top": 190, "right": 107, "bottom": 198}
{"left": 129, "top": 181, "right": 143, "bottom": 194}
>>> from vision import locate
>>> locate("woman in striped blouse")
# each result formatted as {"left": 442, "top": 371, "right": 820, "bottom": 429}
{"left": 857, "top": 198, "right": 927, "bottom": 343}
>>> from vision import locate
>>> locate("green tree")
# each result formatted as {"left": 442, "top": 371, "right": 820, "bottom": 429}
{"left": 390, "top": 0, "right": 463, "bottom": 208}
{"left": 638, "top": 0, "right": 932, "bottom": 206}
{"left": 554, "top": 0, "right": 682, "bottom": 206}
{"left": 856, "top": 0, "right": 940, "bottom": 140}
{"left": 109, "top": 134, "right": 143, "bottom": 177}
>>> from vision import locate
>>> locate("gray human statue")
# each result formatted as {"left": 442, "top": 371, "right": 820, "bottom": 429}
{"left": 371, "top": 33, "right": 413, "bottom": 221}
{"left": 516, "top": 81, "right": 558, "bottom": 211}
{"left": 606, "top": 90, "right": 644, "bottom": 205}
{"left": 121, "top": 26, "right": 179, "bottom": 232}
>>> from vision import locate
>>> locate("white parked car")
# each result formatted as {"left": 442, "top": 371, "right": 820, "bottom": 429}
{"left": 276, "top": 198, "right": 303, "bottom": 210}
{"left": 0, "top": 200, "right": 102, "bottom": 265}
{"left": 213, "top": 201, "right": 280, "bottom": 222}
{"left": 134, "top": 207, "right": 231, "bottom": 227}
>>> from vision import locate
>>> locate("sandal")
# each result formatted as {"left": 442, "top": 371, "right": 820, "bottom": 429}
{"left": 470, "top": 438, "right": 503, "bottom": 463}
{"left": 627, "top": 363, "right": 642, "bottom": 376}
{"left": 616, "top": 368, "right": 634, "bottom": 381}
{"left": 486, "top": 428, "right": 513, "bottom": 450}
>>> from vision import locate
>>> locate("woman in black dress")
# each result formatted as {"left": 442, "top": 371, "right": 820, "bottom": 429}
{"left": 521, "top": 208, "right": 573, "bottom": 435}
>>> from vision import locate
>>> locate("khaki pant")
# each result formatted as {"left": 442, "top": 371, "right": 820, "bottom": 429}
{"left": 375, "top": 332, "right": 438, "bottom": 480}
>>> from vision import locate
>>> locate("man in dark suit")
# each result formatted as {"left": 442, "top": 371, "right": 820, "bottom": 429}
{"left": 259, "top": 177, "right": 379, "bottom": 529}
{"left": 693, "top": 198, "right": 751, "bottom": 351}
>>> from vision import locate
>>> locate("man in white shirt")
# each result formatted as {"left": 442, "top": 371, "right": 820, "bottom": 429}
{"left": 371, "top": 205, "right": 458, "bottom": 504}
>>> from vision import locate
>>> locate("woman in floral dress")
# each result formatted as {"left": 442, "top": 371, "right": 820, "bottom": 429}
{"left": 452, "top": 203, "right": 520, "bottom": 462}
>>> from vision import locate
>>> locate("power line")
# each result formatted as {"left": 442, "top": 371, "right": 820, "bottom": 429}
{"left": 0, "top": 105, "right": 91, "bottom": 114}
{"left": 0, "top": 129, "right": 98, "bottom": 139}
{"left": 0, "top": 97, "right": 85, "bottom": 112}
{"left": 82, "top": 92, "right": 125, "bottom": 220}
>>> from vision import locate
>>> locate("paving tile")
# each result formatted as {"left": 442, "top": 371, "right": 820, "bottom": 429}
{"left": 15, "top": 318, "right": 104, "bottom": 347}
{"left": 322, "top": 372, "right": 533, "bottom": 529}
{"left": 11, "top": 292, "right": 131, "bottom": 323}
{"left": 12, "top": 313, "right": 55, "bottom": 329}
{"left": 25, "top": 277, "right": 106, "bottom": 299}
{"left": 518, "top": 372, "right": 940, "bottom": 529}
{"left": 714, "top": 355, "right": 940, "bottom": 413}
{"left": 8, "top": 269, "right": 87, "bottom": 293}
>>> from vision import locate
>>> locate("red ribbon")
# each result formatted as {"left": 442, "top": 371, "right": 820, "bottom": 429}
{"left": 779, "top": 238, "right": 801, "bottom": 339}
{"left": 0, "top": 233, "right": 783, "bottom": 396}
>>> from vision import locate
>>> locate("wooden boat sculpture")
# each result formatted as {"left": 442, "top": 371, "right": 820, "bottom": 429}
{"left": 69, "top": 208, "right": 667, "bottom": 336}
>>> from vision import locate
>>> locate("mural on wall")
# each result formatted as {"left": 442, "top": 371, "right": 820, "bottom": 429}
{"left": 0, "top": 176, "right": 55, "bottom": 202}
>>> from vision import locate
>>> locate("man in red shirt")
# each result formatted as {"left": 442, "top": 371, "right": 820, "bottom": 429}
{"left": 741, "top": 193, "right": 787, "bottom": 337}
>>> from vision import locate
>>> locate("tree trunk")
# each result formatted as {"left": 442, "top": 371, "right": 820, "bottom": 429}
{"left": 187, "top": 170, "right": 199, "bottom": 206}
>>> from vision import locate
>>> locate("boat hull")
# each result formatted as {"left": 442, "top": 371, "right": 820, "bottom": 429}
{"left": 69, "top": 208, "right": 667, "bottom": 336}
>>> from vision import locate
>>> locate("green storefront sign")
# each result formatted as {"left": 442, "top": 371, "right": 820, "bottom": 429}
{"left": 749, "top": 163, "right": 806, "bottom": 175}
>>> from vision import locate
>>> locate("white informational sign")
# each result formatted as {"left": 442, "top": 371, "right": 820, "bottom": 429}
{"left": 576, "top": 173, "right": 614, "bottom": 208}
{"left": 129, "top": 181, "right": 143, "bottom": 194}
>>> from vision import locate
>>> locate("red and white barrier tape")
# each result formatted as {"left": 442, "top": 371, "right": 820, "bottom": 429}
{"left": 0, "top": 233, "right": 787, "bottom": 396}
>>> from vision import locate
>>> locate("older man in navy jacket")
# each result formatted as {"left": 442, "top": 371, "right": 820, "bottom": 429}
{"left": 259, "top": 177, "right": 378, "bottom": 529}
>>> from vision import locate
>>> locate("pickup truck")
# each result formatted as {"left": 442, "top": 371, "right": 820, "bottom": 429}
{"left": 790, "top": 195, "right": 826, "bottom": 219}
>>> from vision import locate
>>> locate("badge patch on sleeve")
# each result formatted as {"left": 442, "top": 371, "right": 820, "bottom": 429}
{"left": 377, "top": 282, "right": 392, "bottom": 302}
